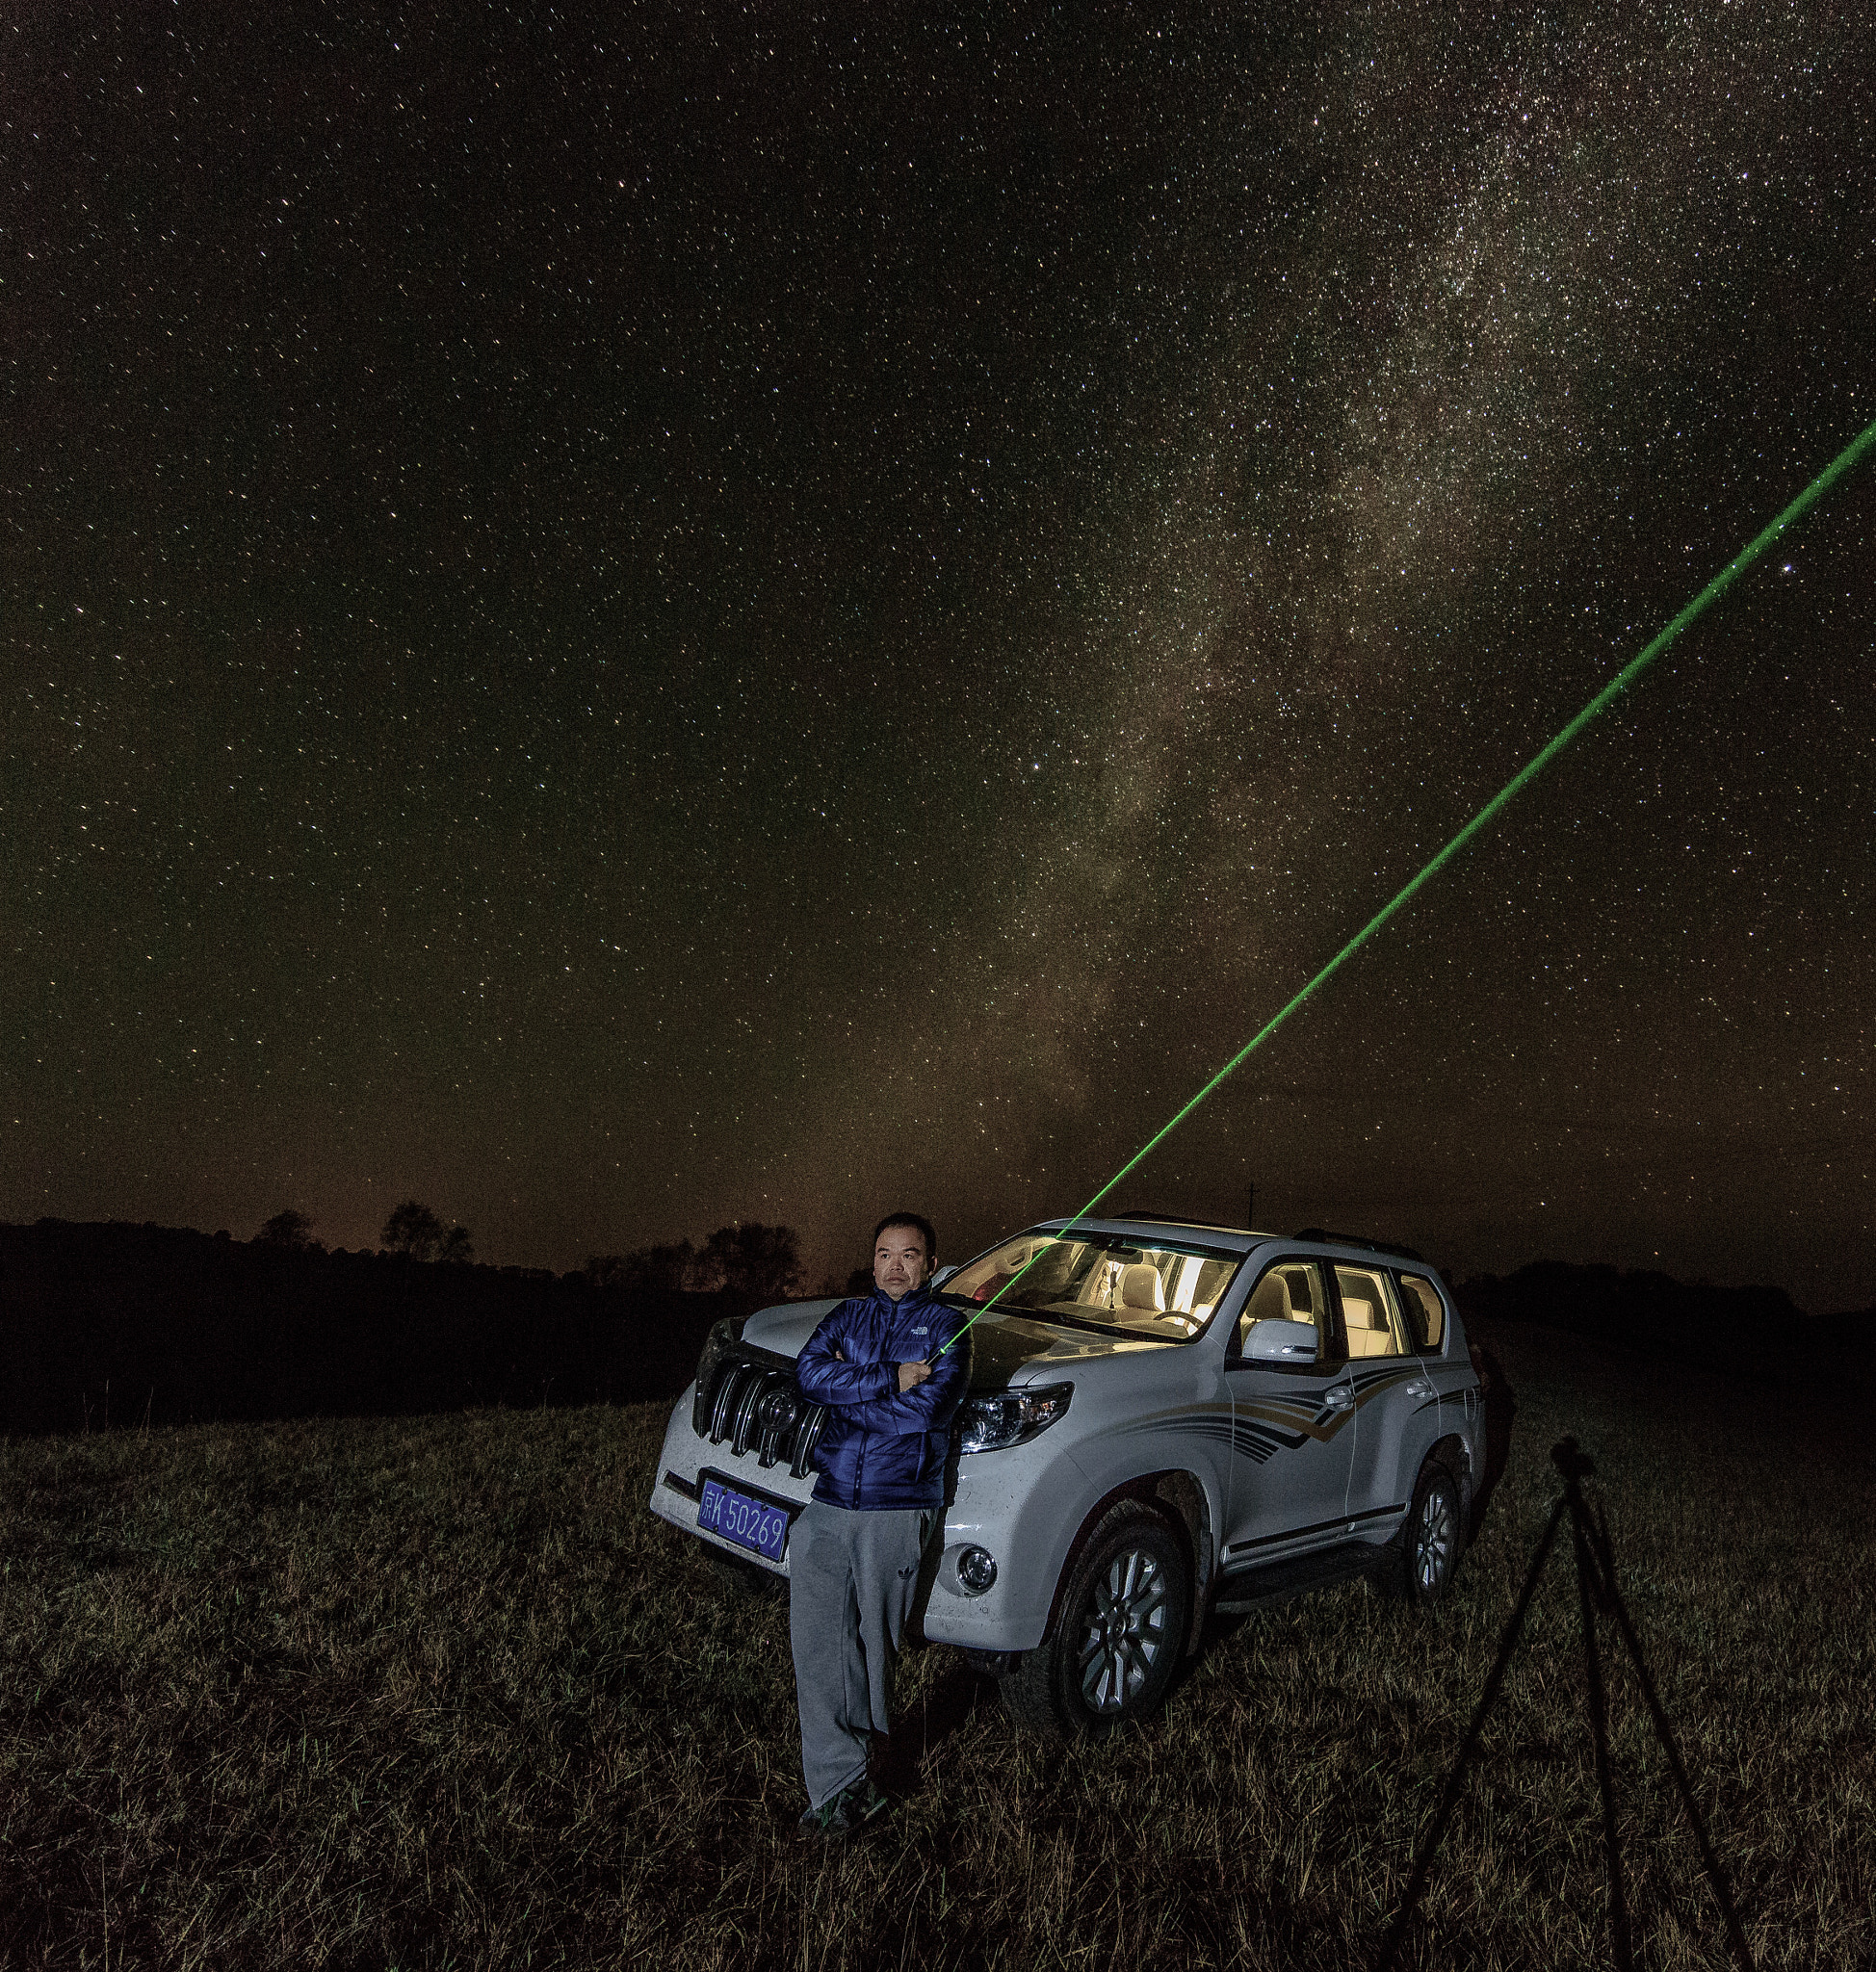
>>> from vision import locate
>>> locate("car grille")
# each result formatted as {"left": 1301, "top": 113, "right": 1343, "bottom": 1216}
{"left": 698, "top": 1354, "right": 827, "bottom": 1479}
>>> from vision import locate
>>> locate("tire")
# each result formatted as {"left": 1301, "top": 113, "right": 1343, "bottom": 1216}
{"left": 708, "top": 1548, "right": 786, "bottom": 1601}
{"left": 997, "top": 1500, "right": 1190, "bottom": 1737}
{"left": 1377, "top": 1464, "right": 1462, "bottom": 1606}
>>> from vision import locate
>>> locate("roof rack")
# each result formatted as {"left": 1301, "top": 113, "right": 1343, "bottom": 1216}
{"left": 1113, "top": 1210, "right": 1263, "bottom": 1234}
{"left": 1292, "top": 1227, "right": 1425, "bottom": 1263}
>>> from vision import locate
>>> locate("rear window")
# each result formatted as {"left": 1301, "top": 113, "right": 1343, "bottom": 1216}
{"left": 1394, "top": 1271, "right": 1447, "bottom": 1351}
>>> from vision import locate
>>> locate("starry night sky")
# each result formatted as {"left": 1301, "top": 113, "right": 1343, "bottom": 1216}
{"left": 6, "top": 4, "right": 1873, "bottom": 1310}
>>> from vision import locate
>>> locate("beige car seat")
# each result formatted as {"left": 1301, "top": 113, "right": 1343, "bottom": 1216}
{"left": 1342, "top": 1295, "right": 1397, "bottom": 1358}
{"left": 1238, "top": 1268, "right": 1319, "bottom": 1356}
{"left": 1117, "top": 1263, "right": 1166, "bottom": 1314}
{"left": 1243, "top": 1269, "right": 1295, "bottom": 1327}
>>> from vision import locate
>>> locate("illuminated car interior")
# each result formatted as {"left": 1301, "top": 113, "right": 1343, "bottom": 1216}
{"left": 944, "top": 1233, "right": 1241, "bottom": 1340}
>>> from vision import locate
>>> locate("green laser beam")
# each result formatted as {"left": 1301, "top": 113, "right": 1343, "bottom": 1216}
{"left": 936, "top": 413, "right": 1876, "bottom": 1358}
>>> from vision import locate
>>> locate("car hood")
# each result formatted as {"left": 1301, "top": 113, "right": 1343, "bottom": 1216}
{"left": 740, "top": 1298, "right": 1176, "bottom": 1389}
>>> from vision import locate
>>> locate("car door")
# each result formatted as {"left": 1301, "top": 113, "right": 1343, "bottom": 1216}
{"left": 1396, "top": 1266, "right": 1475, "bottom": 1442}
{"left": 1220, "top": 1258, "right": 1357, "bottom": 1573}
{"left": 1334, "top": 1262, "right": 1440, "bottom": 1544}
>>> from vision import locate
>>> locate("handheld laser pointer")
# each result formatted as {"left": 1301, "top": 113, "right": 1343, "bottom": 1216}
{"left": 936, "top": 413, "right": 1876, "bottom": 1360}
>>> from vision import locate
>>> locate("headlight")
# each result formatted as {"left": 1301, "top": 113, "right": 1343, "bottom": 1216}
{"left": 955, "top": 1382, "right": 1073, "bottom": 1454}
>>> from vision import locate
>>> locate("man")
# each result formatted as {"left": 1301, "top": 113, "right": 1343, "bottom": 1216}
{"left": 789, "top": 1211, "right": 970, "bottom": 1836}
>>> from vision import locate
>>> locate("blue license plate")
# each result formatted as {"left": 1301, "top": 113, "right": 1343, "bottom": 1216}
{"left": 698, "top": 1476, "right": 791, "bottom": 1563}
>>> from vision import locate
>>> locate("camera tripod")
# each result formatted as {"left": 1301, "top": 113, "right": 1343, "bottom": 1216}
{"left": 1374, "top": 1438, "right": 1756, "bottom": 1972}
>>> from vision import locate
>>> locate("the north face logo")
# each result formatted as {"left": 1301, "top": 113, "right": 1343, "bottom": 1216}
{"left": 911, "top": 1326, "right": 927, "bottom": 1336}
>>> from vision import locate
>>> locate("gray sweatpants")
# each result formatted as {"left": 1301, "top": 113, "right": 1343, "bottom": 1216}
{"left": 788, "top": 1498, "right": 934, "bottom": 1810}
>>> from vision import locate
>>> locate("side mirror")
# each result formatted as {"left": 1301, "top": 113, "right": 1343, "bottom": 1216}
{"left": 1246, "top": 1317, "right": 1320, "bottom": 1364}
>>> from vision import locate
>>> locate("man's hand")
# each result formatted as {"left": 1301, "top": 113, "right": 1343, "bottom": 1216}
{"left": 897, "top": 1360, "right": 931, "bottom": 1393}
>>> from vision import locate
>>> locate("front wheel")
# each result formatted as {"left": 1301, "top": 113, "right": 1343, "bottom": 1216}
{"left": 997, "top": 1500, "right": 1190, "bottom": 1737}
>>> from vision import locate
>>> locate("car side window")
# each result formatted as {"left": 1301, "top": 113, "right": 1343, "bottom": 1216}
{"left": 1335, "top": 1264, "right": 1408, "bottom": 1359}
{"left": 1233, "top": 1259, "right": 1330, "bottom": 1364}
{"left": 1394, "top": 1271, "right": 1446, "bottom": 1352}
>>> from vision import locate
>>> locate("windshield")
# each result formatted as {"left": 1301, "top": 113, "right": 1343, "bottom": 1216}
{"left": 940, "top": 1230, "right": 1242, "bottom": 1342}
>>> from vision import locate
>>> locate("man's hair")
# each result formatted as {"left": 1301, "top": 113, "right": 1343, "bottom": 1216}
{"left": 872, "top": 1211, "right": 937, "bottom": 1261}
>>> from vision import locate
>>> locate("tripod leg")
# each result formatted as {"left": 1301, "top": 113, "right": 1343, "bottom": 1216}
{"left": 1571, "top": 1489, "right": 1634, "bottom": 1972}
{"left": 1372, "top": 1497, "right": 1568, "bottom": 1972}
{"left": 1585, "top": 1501, "right": 1759, "bottom": 1972}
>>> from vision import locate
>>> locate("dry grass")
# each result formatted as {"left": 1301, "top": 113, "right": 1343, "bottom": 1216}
{"left": 3, "top": 1325, "right": 1872, "bottom": 1968}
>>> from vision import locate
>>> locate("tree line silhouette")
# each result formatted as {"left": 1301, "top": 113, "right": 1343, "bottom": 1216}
{"left": 256, "top": 1201, "right": 476, "bottom": 1265}
{"left": 580, "top": 1221, "right": 805, "bottom": 1303}
{"left": 3, "top": 1217, "right": 1866, "bottom": 1441}
{"left": 1452, "top": 1259, "right": 1874, "bottom": 1380}
{"left": 0, "top": 1212, "right": 814, "bottom": 1439}
{"left": 251, "top": 1207, "right": 808, "bottom": 1303}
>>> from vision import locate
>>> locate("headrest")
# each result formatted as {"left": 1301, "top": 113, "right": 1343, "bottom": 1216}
{"left": 1119, "top": 1263, "right": 1165, "bottom": 1311}
{"left": 1343, "top": 1296, "right": 1379, "bottom": 1331}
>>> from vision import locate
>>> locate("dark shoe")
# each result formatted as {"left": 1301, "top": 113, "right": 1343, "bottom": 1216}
{"left": 797, "top": 1787, "right": 860, "bottom": 1839}
{"left": 797, "top": 1777, "right": 893, "bottom": 1840}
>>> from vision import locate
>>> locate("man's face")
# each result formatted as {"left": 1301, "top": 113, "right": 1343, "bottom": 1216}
{"left": 873, "top": 1225, "right": 930, "bottom": 1302}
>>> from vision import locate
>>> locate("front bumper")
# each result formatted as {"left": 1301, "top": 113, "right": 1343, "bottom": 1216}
{"left": 647, "top": 1384, "right": 1084, "bottom": 1652}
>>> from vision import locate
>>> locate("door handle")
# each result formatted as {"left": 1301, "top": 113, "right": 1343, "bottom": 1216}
{"left": 1323, "top": 1385, "right": 1354, "bottom": 1411}
{"left": 1404, "top": 1380, "right": 1433, "bottom": 1399}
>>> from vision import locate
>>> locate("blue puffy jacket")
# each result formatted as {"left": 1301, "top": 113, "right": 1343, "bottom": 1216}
{"left": 794, "top": 1284, "right": 972, "bottom": 1510}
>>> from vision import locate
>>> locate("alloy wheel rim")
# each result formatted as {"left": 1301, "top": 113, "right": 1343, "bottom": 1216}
{"left": 1415, "top": 1488, "right": 1453, "bottom": 1592}
{"left": 1077, "top": 1546, "right": 1171, "bottom": 1713}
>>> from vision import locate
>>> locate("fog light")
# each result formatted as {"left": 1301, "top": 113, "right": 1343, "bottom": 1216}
{"left": 957, "top": 1546, "right": 998, "bottom": 1594}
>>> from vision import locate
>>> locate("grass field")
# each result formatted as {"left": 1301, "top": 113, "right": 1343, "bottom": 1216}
{"left": 3, "top": 1323, "right": 1872, "bottom": 1969}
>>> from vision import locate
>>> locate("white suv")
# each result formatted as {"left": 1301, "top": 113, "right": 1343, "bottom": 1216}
{"left": 648, "top": 1215, "right": 1484, "bottom": 1733}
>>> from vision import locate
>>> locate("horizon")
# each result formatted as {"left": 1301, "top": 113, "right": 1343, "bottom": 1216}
{"left": 4, "top": 1208, "right": 1862, "bottom": 1323}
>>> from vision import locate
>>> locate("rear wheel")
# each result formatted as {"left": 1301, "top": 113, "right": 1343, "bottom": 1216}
{"left": 1377, "top": 1464, "right": 1461, "bottom": 1606}
{"left": 997, "top": 1501, "right": 1190, "bottom": 1737}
